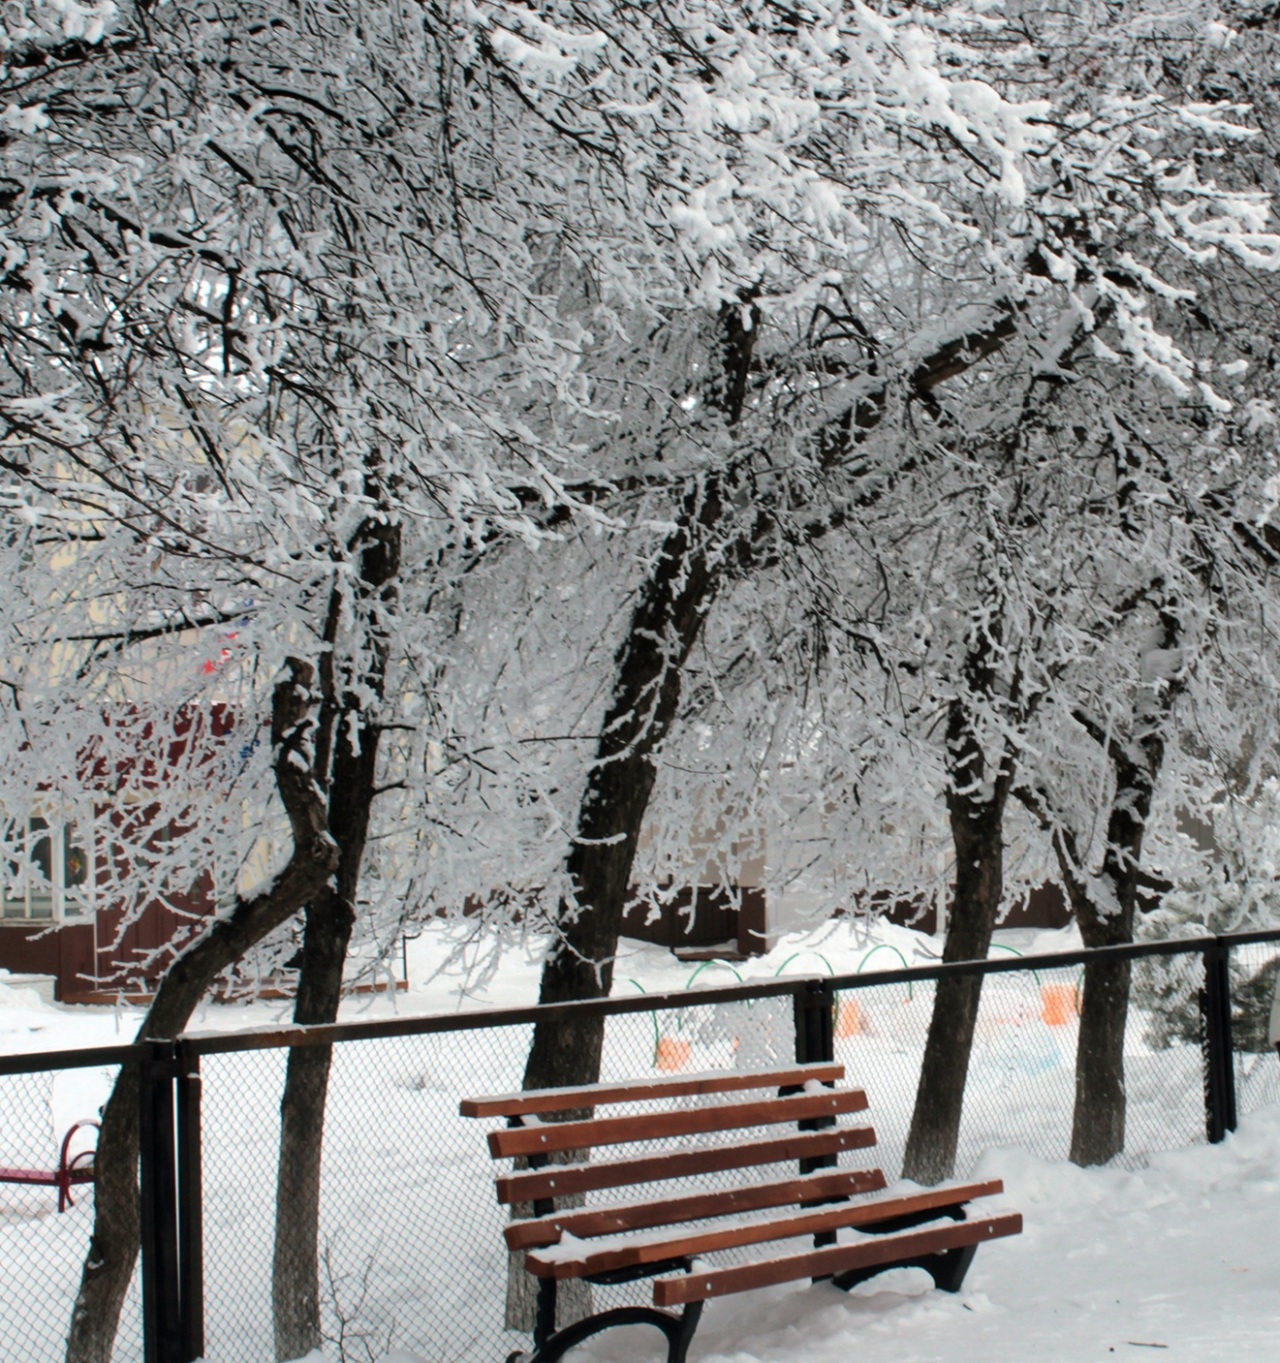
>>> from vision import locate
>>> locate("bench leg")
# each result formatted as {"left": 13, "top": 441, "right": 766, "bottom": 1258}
{"left": 510, "top": 1301, "right": 704, "bottom": 1363}
{"left": 668, "top": 1298, "right": 704, "bottom": 1363}
{"left": 832, "top": 1241, "right": 979, "bottom": 1296}
{"left": 533, "top": 1275, "right": 557, "bottom": 1349}
{"left": 925, "top": 1242, "right": 979, "bottom": 1293}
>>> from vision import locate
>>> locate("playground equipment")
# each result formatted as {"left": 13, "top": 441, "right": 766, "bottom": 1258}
{"left": 642, "top": 963, "right": 752, "bottom": 1073}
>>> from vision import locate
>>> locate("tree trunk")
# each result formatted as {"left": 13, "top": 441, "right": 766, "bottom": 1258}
{"left": 272, "top": 518, "right": 398, "bottom": 1360}
{"left": 510, "top": 306, "right": 757, "bottom": 1334}
{"left": 502, "top": 1149, "right": 593, "bottom": 1333}
{"left": 64, "top": 1064, "right": 142, "bottom": 1363}
{"left": 1058, "top": 847, "right": 1140, "bottom": 1167}
{"left": 520, "top": 473, "right": 725, "bottom": 1087}
{"left": 902, "top": 689, "right": 1012, "bottom": 1185}
{"left": 270, "top": 892, "right": 354, "bottom": 1361}
{"left": 523, "top": 300, "right": 758, "bottom": 1094}
{"left": 1070, "top": 954, "right": 1131, "bottom": 1165}
{"left": 1056, "top": 600, "right": 1183, "bottom": 1166}
{"left": 67, "top": 663, "right": 336, "bottom": 1363}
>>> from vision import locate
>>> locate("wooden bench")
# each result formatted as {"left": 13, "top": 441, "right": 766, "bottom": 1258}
{"left": 0, "top": 1119, "right": 99, "bottom": 1213}
{"left": 462, "top": 1062, "right": 1021, "bottom": 1363}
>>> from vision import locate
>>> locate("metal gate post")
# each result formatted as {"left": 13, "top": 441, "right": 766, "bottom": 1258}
{"left": 793, "top": 979, "right": 837, "bottom": 1190}
{"left": 175, "top": 1044, "right": 205, "bottom": 1363}
{"left": 1201, "top": 941, "right": 1238, "bottom": 1144}
{"left": 139, "top": 1043, "right": 182, "bottom": 1363}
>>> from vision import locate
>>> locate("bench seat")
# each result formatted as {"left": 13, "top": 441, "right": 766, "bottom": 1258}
{"left": 526, "top": 1177, "right": 1012, "bottom": 1279}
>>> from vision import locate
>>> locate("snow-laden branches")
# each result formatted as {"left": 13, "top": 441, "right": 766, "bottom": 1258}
{"left": 0, "top": 0, "right": 1279, "bottom": 969}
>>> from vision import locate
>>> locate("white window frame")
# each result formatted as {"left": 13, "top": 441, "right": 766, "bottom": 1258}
{"left": 1, "top": 807, "right": 94, "bottom": 923}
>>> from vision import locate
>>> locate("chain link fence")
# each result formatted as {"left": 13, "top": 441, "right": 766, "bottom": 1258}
{"left": 1229, "top": 938, "right": 1280, "bottom": 1120}
{"left": 0, "top": 1052, "right": 142, "bottom": 1363}
{"left": 1, "top": 930, "right": 1278, "bottom": 1363}
{"left": 195, "top": 994, "right": 801, "bottom": 1363}
{"left": 832, "top": 959, "right": 1207, "bottom": 1177}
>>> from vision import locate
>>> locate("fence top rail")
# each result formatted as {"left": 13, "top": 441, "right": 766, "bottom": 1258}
{"left": 826, "top": 927, "right": 1280, "bottom": 993}
{"left": 3, "top": 928, "right": 1277, "bottom": 1070}
{"left": 177, "top": 975, "right": 813, "bottom": 1057}
{"left": 175, "top": 926, "right": 1280, "bottom": 1058}
{"left": 0, "top": 1041, "right": 146, "bottom": 1077}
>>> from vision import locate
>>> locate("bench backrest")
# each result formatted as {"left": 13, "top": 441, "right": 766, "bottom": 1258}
{"left": 463, "top": 1062, "right": 888, "bottom": 1241}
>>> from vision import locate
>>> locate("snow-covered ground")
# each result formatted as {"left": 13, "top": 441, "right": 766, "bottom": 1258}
{"left": 558, "top": 1112, "right": 1280, "bottom": 1363}
{"left": 3, "top": 918, "right": 1279, "bottom": 1363}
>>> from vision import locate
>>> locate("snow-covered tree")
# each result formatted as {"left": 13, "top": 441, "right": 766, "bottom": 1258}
{"left": 7, "top": 2, "right": 1280, "bottom": 1352}
{"left": 1, "top": 2, "right": 639, "bottom": 1356}
{"left": 510, "top": 1, "right": 1280, "bottom": 1177}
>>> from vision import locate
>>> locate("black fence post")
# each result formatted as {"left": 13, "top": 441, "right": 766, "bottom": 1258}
{"left": 792, "top": 978, "right": 838, "bottom": 1253}
{"left": 793, "top": 977, "right": 835, "bottom": 1068}
{"left": 139, "top": 1042, "right": 182, "bottom": 1363}
{"left": 175, "top": 1044, "right": 205, "bottom": 1363}
{"left": 1201, "top": 940, "right": 1238, "bottom": 1144}
{"left": 793, "top": 978, "right": 836, "bottom": 1175}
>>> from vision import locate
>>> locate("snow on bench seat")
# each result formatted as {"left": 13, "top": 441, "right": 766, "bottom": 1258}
{"left": 526, "top": 1178, "right": 1012, "bottom": 1278}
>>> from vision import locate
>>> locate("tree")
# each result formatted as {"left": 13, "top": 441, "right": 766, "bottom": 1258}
{"left": 515, "top": 0, "right": 1052, "bottom": 1101}
{"left": 2, "top": 4, "right": 626, "bottom": 1358}
{"left": 1003, "top": 1, "right": 1280, "bottom": 1166}
{"left": 508, "top": 1, "right": 1280, "bottom": 1200}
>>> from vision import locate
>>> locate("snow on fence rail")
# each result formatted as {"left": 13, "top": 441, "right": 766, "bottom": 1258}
{"left": 1, "top": 931, "right": 1279, "bottom": 1363}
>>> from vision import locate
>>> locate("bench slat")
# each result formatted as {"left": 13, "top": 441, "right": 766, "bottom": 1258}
{"left": 460, "top": 1063, "right": 846, "bottom": 1119}
{"left": 527, "top": 1179, "right": 1007, "bottom": 1278}
{"left": 490, "top": 1088, "right": 868, "bottom": 1160}
{"left": 496, "top": 1125, "right": 877, "bottom": 1204}
{"left": 505, "top": 1168, "right": 889, "bottom": 1250}
{"left": 652, "top": 1212, "right": 1024, "bottom": 1306}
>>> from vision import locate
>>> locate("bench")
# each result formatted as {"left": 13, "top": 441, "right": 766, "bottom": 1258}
{"left": 462, "top": 1062, "right": 1021, "bottom": 1363}
{"left": 0, "top": 1119, "right": 99, "bottom": 1213}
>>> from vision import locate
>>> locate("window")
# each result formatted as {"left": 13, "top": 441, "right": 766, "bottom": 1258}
{"left": 1, "top": 812, "right": 92, "bottom": 922}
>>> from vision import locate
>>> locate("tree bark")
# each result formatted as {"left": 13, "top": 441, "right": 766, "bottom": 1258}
{"left": 270, "top": 892, "right": 353, "bottom": 1362}
{"left": 1056, "top": 808, "right": 1146, "bottom": 1167}
{"left": 66, "top": 661, "right": 337, "bottom": 1363}
{"left": 508, "top": 516, "right": 718, "bottom": 1325}
{"left": 1058, "top": 840, "right": 1139, "bottom": 1166}
{"left": 65, "top": 1064, "right": 143, "bottom": 1363}
{"left": 521, "top": 469, "right": 729, "bottom": 1095}
{"left": 1032, "top": 600, "right": 1184, "bottom": 1167}
{"left": 1071, "top": 617, "right": 1181, "bottom": 1165}
{"left": 1070, "top": 953, "right": 1131, "bottom": 1166}
{"left": 522, "top": 301, "right": 758, "bottom": 1094}
{"left": 902, "top": 681, "right": 1013, "bottom": 1185}
{"left": 507, "top": 305, "right": 757, "bottom": 1334}
{"left": 272, "top": 517, "right": 399, "bottom": 1361}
